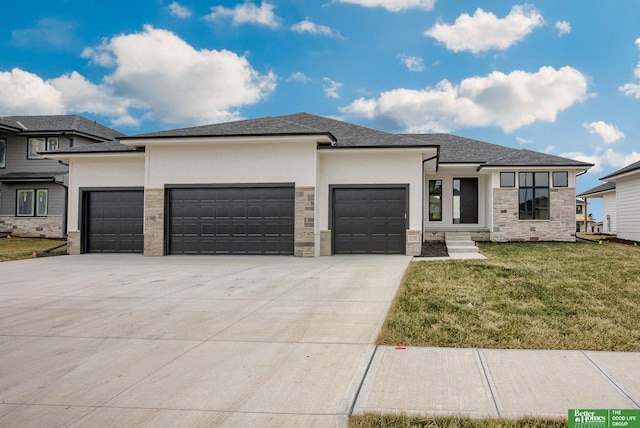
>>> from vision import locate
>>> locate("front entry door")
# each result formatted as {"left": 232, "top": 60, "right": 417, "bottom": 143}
{"left": 453, "top": 178, "right": 478, "bottom": 224}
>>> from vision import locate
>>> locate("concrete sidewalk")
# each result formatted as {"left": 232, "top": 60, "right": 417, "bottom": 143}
{"left": 354, "top": 346, "right": 640, "bottom": 420}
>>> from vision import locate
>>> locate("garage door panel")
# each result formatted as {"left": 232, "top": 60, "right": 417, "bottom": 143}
{"left": 333, "top": 188, "right": 406, "bottom": 255}
{"left": 86, "top": 190, "right": 144, "bottom": 254}
{"left": 169, "top": 186, "right": 294, "bottom": 255}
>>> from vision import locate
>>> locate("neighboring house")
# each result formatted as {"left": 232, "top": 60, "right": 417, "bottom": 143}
{"left": 579, "top": 160, "right": 640, "bottom": 241}
{"left": 0, "top": 116, "right": 125, "bottom": 238}
{"left": 575, "top": 198, "right": 597, "bottom": 232}
{"left": 46, "top": 113, "right": 593, "bottom": 256}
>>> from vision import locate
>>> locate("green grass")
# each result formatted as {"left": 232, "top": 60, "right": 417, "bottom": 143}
{"left": 378, "top": 240, "right": 640, "bottom": 351}
{"left": 0, "top": 237, "right": 67, "bottom": 262}
{"left": 350, "top": 414, "right": 566, "bottom": 428}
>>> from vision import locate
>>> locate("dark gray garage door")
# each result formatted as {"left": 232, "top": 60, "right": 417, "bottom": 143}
{"left": 168, "top": 187, "right": 295, "bottom": 255}
{"left": 85, "top": 190, "right": 144, "bottom": 253}
{"left": 333, "top": 187, "right": 406, "bottom": 254}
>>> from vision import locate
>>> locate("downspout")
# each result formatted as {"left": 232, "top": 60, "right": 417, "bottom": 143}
{"left": 422, "top": 149, "right": 440, "bottom": 243}
{"left": 55, "top": 160, "right": 70, "bottom": 238}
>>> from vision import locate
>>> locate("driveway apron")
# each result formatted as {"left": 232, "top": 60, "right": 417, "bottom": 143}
{"left": 0, "top": 254, "right": 411, "bottom": 427}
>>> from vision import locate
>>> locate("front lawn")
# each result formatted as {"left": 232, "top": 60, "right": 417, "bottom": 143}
{"left": 0, "top": 237, "right": 67, "bottom": 262}
{"left": 378, "top": 240, "right": 640, "bottom": 351}
{"left": 350, "top": 414, "right": 566, "bottom": 428}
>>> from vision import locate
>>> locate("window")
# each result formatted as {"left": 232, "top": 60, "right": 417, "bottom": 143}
{"left": 519, "top": 172, "right": 549, "bottom": 220}
{"left": 17, "top": 189, "right": 48, "bottom": 217}
{"left": 552, "top": 171, "right": 568, "bottom": 187}
{"left": 0, "top": 138, "right": 5, "bottom": 168}
{"left": 28, "top": 137, "right": 58, "bottom": 159}
{"left": 428, "top": 180, "right": 442, "bottom": 221}
{"left": 500, "top": 172, "right": 515, "bottom": 187}
{"left": 576, "top": 204, "right": 583, "bottom": 215}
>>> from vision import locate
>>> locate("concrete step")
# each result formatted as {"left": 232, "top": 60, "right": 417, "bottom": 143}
{"left": 444, "top": 232, "right": 479, "bottom": 254}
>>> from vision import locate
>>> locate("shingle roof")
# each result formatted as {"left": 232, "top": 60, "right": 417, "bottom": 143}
{"left": 0, "top": 172, "right": 63, "bottom": 182}
{"left": 0, "top": 117, "right": 21, "bottom": 132}
{"left": 45, "top": 140, "right": 140, "bottom": 154}
{"left": 124, "top": 115, "right": 337, "bottom": 141}
{"left": 600, "top": 160, "right": 640, "bottom": 180}
{"left": 577, "top": 182, "right": 616, "bottom": 197}
{"left": 404, "top": 133, "right": 593, "bottom": 168}
{"left": 0, "top": 115, "right": 125, "bottom": 141}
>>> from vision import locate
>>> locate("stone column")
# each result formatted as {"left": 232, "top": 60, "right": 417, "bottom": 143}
{"left": 144, "top": 188, "right": 165, "bottom": 256}
{"left": 294, "top": 187, "right": 315, "bottom": 257}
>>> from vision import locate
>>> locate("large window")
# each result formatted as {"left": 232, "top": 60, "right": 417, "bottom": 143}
{"left": 17, "top": 189, "right": 48, "bottom": 217}
{"left": 519, "top": 172, "right": 549, "bottom": 220}
{"left": 0, "top": 138, "right": 5, "bottom": 168}
{"left": 428, "top": 180, "right": 442, "bottom": 221}
{"left": 28, "top": 137, "right": 58, "bottom": 159}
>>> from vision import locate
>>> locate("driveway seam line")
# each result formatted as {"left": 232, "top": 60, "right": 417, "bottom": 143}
{"left": 476, "top": 349, "right": 502, "bottom": 418}
{"left": 581, "top": 351, "right": 640, "bottom": 408}
{"left": 349, "top": 344, "right": 379, "bottom": 417}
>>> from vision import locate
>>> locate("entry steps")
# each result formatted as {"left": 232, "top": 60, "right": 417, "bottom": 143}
{"left": 444, "top": 232, "right": 480, "bottom": 255}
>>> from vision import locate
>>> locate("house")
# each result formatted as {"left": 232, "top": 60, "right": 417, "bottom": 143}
{"left": 0, "top": 115, "right": 125, "bottom": 238}
{"left": 575, "top": 198, "right": 597, "bottom": 232}
{"left": 45, "top": 113, "right": 593, "bottom": 256}
{"left": 578, "top": 160, "right": 640, "bottom": 241}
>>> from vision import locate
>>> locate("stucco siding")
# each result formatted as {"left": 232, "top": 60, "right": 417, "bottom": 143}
{"left": 67, "top": 155, "right": 145, "bottom": 231}
{"left": 616, "top": 175, "right": 640, "bottom": 241}
{"left": 146, "top": 141, "right": 317, "bottom": 188}
{"left": 317, "top": 151, "right": 423, "bottom": 232}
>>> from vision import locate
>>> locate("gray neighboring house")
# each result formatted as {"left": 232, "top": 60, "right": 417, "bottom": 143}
{"left": 0, "top": 115, "right": 125, "bottom": 238}
{"left": 579, "top": 160, "right": 640, "bottom": 241}
{"left": 46, "top": 113, "right": 593, "bottom": 256}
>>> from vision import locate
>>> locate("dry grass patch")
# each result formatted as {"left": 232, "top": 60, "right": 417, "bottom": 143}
{"left": 349, "top": 414, "right": 566, "bottom": 428}
{"left": 378, "top": 241, "right": 640, "bottom": 351}
{"left": 0, "top": 237, "right": 67, "bottom": 262}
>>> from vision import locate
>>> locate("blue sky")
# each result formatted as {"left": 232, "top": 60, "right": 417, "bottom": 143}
{"left": 2, "top": 1, "right": 640, "bottom": 218}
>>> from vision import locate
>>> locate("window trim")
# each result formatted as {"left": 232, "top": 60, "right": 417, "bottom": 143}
{"left": 518, "top": 172, "right": 550, "bottom": 220}
{"left": 16, "top": 188, "right": 48, "bottom": 217}
{"left": 27, "top": 137, "right": 58, "bottom": 159}
{"left": 0, "top": 138, "right": 6, "bottom": 168}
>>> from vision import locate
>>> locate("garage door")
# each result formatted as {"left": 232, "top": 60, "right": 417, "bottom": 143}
{"left": 85, "top": 190, "right": 144, "bottom": 253}
{"left": 333, "top": 187, "right": 406, "bottom": 254}
{"left": 168, "top": 187, "right": 294, "bottom": 255}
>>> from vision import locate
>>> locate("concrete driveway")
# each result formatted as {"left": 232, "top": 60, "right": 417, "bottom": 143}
{"left": 0, "top": 254, "right": 411, "bottom": 427}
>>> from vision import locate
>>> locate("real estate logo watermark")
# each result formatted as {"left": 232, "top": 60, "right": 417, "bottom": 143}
{"left": 569, "top": 410, "right": 640, "bottom": 428}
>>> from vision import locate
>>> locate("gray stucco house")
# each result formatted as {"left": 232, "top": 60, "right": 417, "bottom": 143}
{"left": 46, "top": 113, "right": 593, "bottom": 256}
{"left": 0, "top": 115, "right": 125, "bottom": 237}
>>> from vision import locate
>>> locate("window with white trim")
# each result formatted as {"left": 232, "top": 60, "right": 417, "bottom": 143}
{"left": 17, "top": 189, "right": 48, "bottom": 217}
{"left": 28, "top": 137, "right": 58, "bottom": 159}
{"left": 0, "top": 138, "right": 6, "bottom": 168}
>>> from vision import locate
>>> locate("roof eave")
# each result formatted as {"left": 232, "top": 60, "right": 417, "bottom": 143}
{"left": 120, "top": 133, "right": 336, "bottom": 146}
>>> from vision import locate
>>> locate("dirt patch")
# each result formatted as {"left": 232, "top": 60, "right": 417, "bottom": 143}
{"left": 420, "top": 241, "right": 449, "bottom": 257}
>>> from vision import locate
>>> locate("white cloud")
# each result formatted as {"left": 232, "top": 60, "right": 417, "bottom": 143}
{"left": 49, "top": 72, "right": 142, "bottom": 126}
{"left": 1, "top": 26, "right": 276, "bottom": 127}
{"left": 516, "top": 137, "right": 532, "bottom": 145}
{"left": 291, "top": 18, "right": 344, "bottom": 39}
{"left": 341, "top": 66, "right": 588, "bottom": 133}
{"left": 560, "top": 147, "right": 640, "bottom": 175}
{"left": 287, "top": 72, "right": 311, "bottom": 82}
{"left": 424, "top": 5, "right": 544, "bottom": 54}
{"left": 619, "top": 38, "right": 640, "bottom": 98}
{"left": 169, "top": 2, "right": 192, "bottom": 19}
{"left": 398, "top": 54, "right": 425, "bottom": 72}
{"left": 204, "top": 1, "right": 281, "bottom": 28}
{"left": 583, "top": 121, "right": 625, "bottom": 144}
{"left": 555, "top": 20, "right": 571, "bottom": 36}
{"left": 323, "top": 77, "right": 343, "bottom": 99}
{"left": 0, "top": 68, "right": 64, "bottom": 115}
{"left": 10, "top": 18, "right": 80, "bottom": 52}
{"left": 334, "top": 0, "right": 435, "bottom": 12}
{"left": 544, "top": 145, "right": 555, "bottom": 154}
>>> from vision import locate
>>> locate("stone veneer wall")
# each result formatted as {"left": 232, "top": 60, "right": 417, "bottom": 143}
{"left": 406, "top": 230, "right": 422, "bottom": 256}
{"left": 0, "top": 215, "right": 64, "bottom": 238}
{"left": 492, "top": 187, "right": 576, "bottom": 242}
{"left": 67, "top": 230, "right": 80, "bottom": 255}
{"left": 320, "top": 230, "right": 331, "bottom": 256}
{"left": 295, "top": 187, "right": 315, "bottom": 257}
{"left": 144, "top": 189, "right": 165, "bottom": 256}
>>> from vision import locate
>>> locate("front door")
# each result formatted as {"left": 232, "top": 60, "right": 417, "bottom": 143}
{"left": 453, "top": 178, "right": 478, "bottom": 224}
